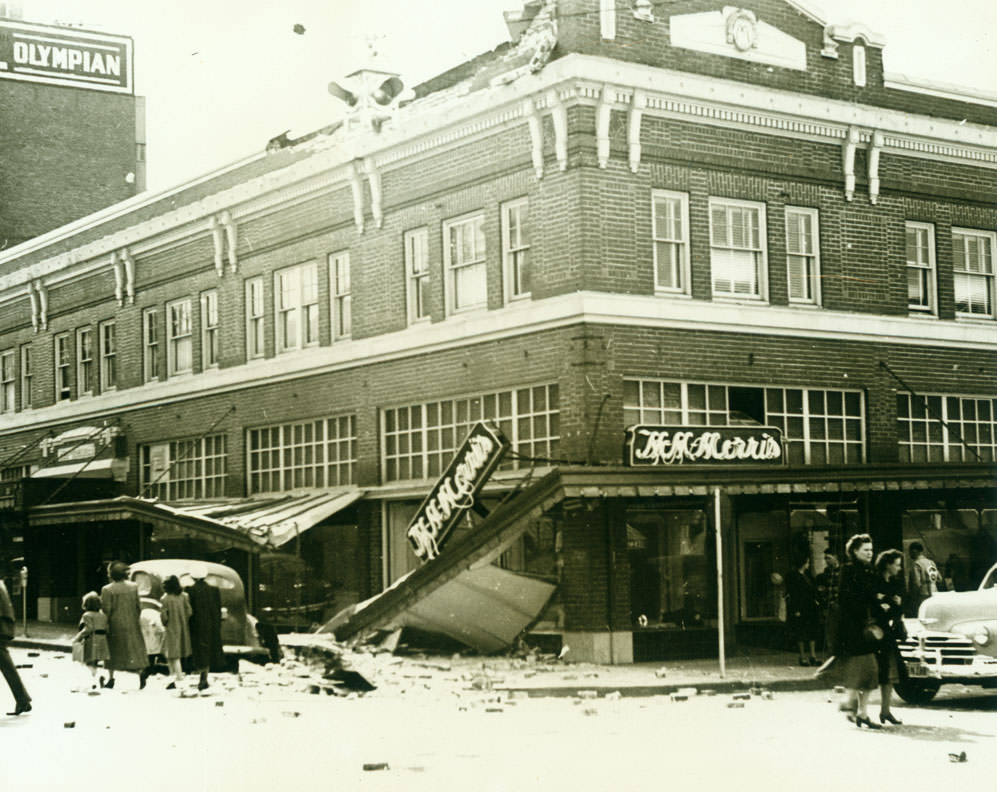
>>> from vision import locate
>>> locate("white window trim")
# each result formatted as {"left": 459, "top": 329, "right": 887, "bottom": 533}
{"left": 708, "top": 197, "right": 769, "bottom": 302}
{"left": 330, "top": 251, "right": 352, "bottom": 341}
{"left": 142, "top": 307, "right": 160, "bottom": 383}
{"left": 852, "top": 43, "right": 867, "bottom": 87}
{"left": 245, "top": 277, "right": 265, "bottom": 360}
{"left": 952, "top": 227, "right": 996, "bottom": 320}
{"left": 784, "top": 206, "right": 821, "bottom": 306}
{"left": 501, "top": 197, "right": 531, "bottom": 303}
{"left": 19, "top": 345, "right": 31, "bottom": 411}
{"left": 99, "top": 319, "right": 117, "bottom": 392}
{"left": 905, "top": 221, "right": 937, "bottom": 316}
{"left": 404, "top": 228, "right": 430, "bottom": 325}
{"left": 54, "top": 333, "right": 71, "bottom": 401}
{"left": 443, "top": 211, "right": 487, "bottom": 315}
{"left": 166, "top": 298, "right": 193, "bottom": 377}
{"left": 0, "top": 350, "right": 14, "bottom": 414}
{"left": 274, "top": 261, "right": 320, "bottom": 353}
{"left": 200, "top": 289, "right": 219, "bottom": 370}
{"left": 651, "top": 190, "right": 691, "bottom": 296}
{"left": 76, "top": 326, "right": 94, "bottom": 397}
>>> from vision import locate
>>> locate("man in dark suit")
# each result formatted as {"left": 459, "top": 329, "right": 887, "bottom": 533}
{"left": 186, "top": 564, "right": 224, "bottom": 691}
{"left": 0, "top": 574, "right": 31, "bottom": 715}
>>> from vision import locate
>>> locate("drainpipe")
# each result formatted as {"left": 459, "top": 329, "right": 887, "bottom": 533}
{"left": 714, "top": 487, "right": 726, "bottom": 679}
{"left": 604, "top": 502, "right": 615, "bottom": 663}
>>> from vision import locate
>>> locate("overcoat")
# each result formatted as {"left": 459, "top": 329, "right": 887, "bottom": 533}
{"left": 160, "top": 591, "right": 192, "bottom": 661}
{"left": 186, "top": 579, "right": 224, "bottom": 671}
{"left": 76, "top": 610, "right": 111, "bottom": 664}
{"left": 834, "top": 561, "right": 879, "bottom": 657}
{"left": 100, "top": 580, "right": 148, "bottom": 671}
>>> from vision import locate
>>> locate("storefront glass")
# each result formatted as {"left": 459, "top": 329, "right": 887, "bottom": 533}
{"left": 903, "top": 509, "right": 996, "bottom": 591}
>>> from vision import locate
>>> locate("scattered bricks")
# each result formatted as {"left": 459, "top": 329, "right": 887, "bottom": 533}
{"left": 677, "top": 687, "right": 698, "bottom": 697}
{"left": 732, "top": 693, "right": 751, "bottom": 701}
{"left": 833, "top": 686, "right": 846, "bottom": 694}
{"left": 948, "top": 752, "right": 967, "bottom": 763}
{"left": 363, "top": 763, "right": 390, "bottom": 771}
{"left": 670, "top": 694, "right": 688, "bottom": 702}
{"left": 64, "top": 722, "right": 76, "bottom": 728}
{"left": 762, "top": 692, "right": 774, "bottom": 700}
{"left": 604, "top": 691, "right": 622, "bottom": 700}
{"left": 700, "top": 689, "right": 717, "bottom": 696}
{"left": 282, "top": 711, "right": 301, "bottom": 718}
{"left": 484, "top": 707, "right": 504, "bottom": 713}
{"left": 215, "top": 701, "right": 224, "bottom": 707}
{"left": 749, "top": 687, "right": 763, "bottom": 696}
{"left": 654, "top": 667, "right": 668, "bottom": 678}
{"left": 15, "top": 664, "right": 32, "bottom": 669}
{"left": 582, "top": 708, "right": 598, "bottom": 716}
{"left": 727, "top": 702, "right": 745, "bottom": 709}
{"left": 27, "top": 652, "right": 39, "bottom": 657}
{"left": 578, "top": 690, "right": 598, "bottom": 699}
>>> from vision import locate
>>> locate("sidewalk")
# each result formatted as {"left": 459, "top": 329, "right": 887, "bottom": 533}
{"left": 12, "top": 621, "right": 831, "bottom": 697}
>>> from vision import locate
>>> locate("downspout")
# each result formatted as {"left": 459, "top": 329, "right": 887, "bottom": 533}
{"left": 604, "top": 500, "right": 616, "bottom": 663}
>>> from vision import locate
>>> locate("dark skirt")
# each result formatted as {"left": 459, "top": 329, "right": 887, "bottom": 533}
{"left": 839, "top": 653, "right": 877, "bottom": 691}
{"left": 876, "top": 642, "right": 908, "bottom": 686}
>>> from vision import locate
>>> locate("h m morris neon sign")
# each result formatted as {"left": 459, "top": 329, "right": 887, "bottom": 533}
{"left": 625, "top": 425, "right": 783, "bottom": 466}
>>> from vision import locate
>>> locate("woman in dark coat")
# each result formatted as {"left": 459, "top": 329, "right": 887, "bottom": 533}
{"left": 785, "top": 555, "right": 821, "bottom": 666}
{"left": 873, "top": 548, "right": 908, "bottom": 725}
{"left": 100, "top": 561, "right": 148, "bottom": 689}
{"left": 186, "top": 564, "right": 223, "bottom": 691}
{"left": 834, "top": 533, "right": 881, "bottom": 729}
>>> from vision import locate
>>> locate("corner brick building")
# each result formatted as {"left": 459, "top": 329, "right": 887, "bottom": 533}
{"left": 0, "top": 0, "right": 993, "bottom": 662}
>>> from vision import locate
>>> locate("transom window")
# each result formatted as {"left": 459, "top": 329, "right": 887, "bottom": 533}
{"left": 246, "top": 277, "right": 265, "bottom": 359}
{"left": 140, "top": 435, "right": 227, "bottom": 501}
{"left": 709, "top": 198, "right": 767, "bottom": 299}
{"left": 201, "top": 289, "right": 219, "bottom": 369}
{"left": 953, "top": 228, "right": 995, "bottom": 318}
{"left": 330, "top": 252, "right": 351, "bottom": 340}
{"left": 382, "top": 384, "right": 560, "bottom": 481}
{"left": 99, "top": 320, "right": 116, "bottom": 391}
{"left": 404, "top": 228, "right": 430, "bottom": 324}
{"left": 652, "top": 191, "right": 690, "bottom": 293}
{"left": 906, "top": 222, "right": 936, "bottom": 313}
{"left": 502, "top": 198, "right": 531, "bottom": 300}
{"left": 785, "top": 207, "right": 820, "bottom": 304}
{"left": 897, "top": 392, "right": 996, "bottom": 462}
{"left": 76, "top": 327, "right": 94, "bottom": 396}
{"left": 247, "top": 415, "right": 356, "bottom": 494}
{"left": 167, "top": 299, "right": 193, "bottom": 376}
{"left": 444, "top": 213, "right": 487, "bottom": 313}
{"left": 275, "top": 262, "right": 319, "bottom": 352}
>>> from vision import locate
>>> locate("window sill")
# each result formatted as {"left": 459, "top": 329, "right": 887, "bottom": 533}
{"left": 711, "top": 295, "right": 768, "bottom": 305}
{"left": 786, "top": 301, "right": 821, "bottom": 309}
{"left": 654, "top": 289, "right": 692, "bottom": 299}
{"left": 954, "top": 314, "right": 996, "bottom": 324}
{"left": 906, "top": 310, "right": 938, "bottom": 319}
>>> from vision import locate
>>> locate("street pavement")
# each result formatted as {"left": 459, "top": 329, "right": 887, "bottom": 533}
{"left": 1, "top": 643, "right": 995, "bottom": 791}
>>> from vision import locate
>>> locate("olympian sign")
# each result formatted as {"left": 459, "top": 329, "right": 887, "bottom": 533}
{"left": 0, "top": 20, "right": 133, "bottom": 94}
{"left": 406, "top": 422, "right": 509, "bottom": 562}
{"left": 625, "top": 425, "right": 783, "bottom": 466}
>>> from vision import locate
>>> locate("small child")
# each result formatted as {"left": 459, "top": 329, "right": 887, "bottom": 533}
{"left": 71, "top": 591, "right": 110, "bottom": 690}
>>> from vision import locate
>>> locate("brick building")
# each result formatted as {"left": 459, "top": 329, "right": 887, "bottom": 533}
{"left": 0, "top": 0, "right": 994, "bottom": 660}
{"left": 0, "top": 8, "right": 144, "bottom": 248}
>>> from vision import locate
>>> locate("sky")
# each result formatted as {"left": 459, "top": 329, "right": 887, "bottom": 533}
{"left": 16, "top": 0, "right": 997, "bottom": 192}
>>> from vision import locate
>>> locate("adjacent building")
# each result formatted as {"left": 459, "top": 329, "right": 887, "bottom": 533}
{"left": 0, "top": 0, "right": 994, "bottom": 661}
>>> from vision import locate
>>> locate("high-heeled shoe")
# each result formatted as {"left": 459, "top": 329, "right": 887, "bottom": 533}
{"left": 7, "top": 701, "right": 31, "bottom": 716}
{"left": 879, "top": 712, "right": 902, "bottom": 725}
{"left": 103, "top": 677, "right": 115, "bottom": 689}
{"left": 855, "top": 715, "right": 882, "bottom": 730}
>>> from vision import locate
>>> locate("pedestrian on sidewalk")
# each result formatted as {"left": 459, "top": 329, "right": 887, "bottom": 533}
{"left": 160, "top": 575, "right": 192, "bottom": 690}
{"left": 873, "top": 549, "right": 908, "bottom": 726}
{"left": 70, "top": 591, "right": 110, "bottom": 690}
{"left": 186, "top": 564, "right": 223, "bottom": 691}
{"left": 905, "top": 542, "right": 941, "bottom": 617}
{"left": 100, "top": 561, "right": 149, "bottom": 690}
{"left": 0, "top": 576, "right": 31, "bottom": 716}
{"left": 815, "top": 549, "right": 841, "bottom": 654}
{"left": 785, "top": 553, "right": 821, "bottom": 666}
{"left": 138, "top": 604, "right": 165, "bottom": 689}
{"left": 835, "top": 533, "right": 881, "bottom": 729}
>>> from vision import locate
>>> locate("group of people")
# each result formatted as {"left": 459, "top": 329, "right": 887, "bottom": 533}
{"left": 72, "top": 560, "right": 224, "bottom": 693}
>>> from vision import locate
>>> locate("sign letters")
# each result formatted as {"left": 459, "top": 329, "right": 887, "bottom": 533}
{"left": 406, "top": 422, "right": 509, "bottom": 562}
{"left": 626, "top": 425, "right": 783, "bottom": 466}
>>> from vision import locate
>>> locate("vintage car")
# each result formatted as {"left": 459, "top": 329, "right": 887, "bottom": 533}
{"left": 894, "top": 561, "right": 997, "bottom": 703}
{"left": 128, "top": 559, "right": 272, "bottom": 668}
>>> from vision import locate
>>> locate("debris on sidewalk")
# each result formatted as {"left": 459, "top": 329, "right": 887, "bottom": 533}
{"left": 948, "top": 752, "right": 967, "bottom": 763}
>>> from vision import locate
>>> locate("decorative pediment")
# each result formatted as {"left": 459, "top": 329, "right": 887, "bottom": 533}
{"left": 670, "top": 7, "right": 807, "bottom": 72}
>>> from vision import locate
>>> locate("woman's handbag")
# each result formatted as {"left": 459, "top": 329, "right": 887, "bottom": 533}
{"left": 862, "top": 619, "right": 884, "bottom": 646}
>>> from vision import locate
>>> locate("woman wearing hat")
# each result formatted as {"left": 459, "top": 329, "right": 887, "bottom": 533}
{"left": 99, "top": 561, "right": 148, "bottom": 689}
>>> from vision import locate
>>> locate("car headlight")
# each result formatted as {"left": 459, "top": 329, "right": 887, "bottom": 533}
{"left": 973, "top": 626, "right": 991, "bottom": 646}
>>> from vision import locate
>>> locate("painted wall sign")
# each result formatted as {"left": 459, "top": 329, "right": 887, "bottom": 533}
{"left": 407, "top": 422, "right": 509, "bottom": 562}
{"left": 625, "top": 425, "right": 783, "bottom": 466}
{"left": 0, "top": 20, "right": 133, "bottom": 94}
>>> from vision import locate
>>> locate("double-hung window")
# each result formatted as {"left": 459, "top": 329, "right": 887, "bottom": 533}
{"left": 652, "top": 191, "right": 690, "bottom": 293}
{"left": 953, "top": 228, "right": 995, "bottom": 318}
{"left": 201, "top": 289, "right": 219, "bottom": 369}
{"left": 143, "top": 307, "right": 160, "bottom": 382}
{"left": 405, "top": 228, "right": 430, "bottom": 324}
{"left": 167, "top": 299, "right": 193, "bottom": 376}
{"left": 246, "top": 277, "right": 265, "bottom": 359}
{"left": 55, "top": 333, "right": 71, "bottom": 401}
{"left": 0, "top": 351, "right": 14, "bottom": 413}
{"left": 709, "top": 198, "right": 767, "bottom": 299}
{"left": 330, "top": 252, "right": 351, "bottom": 340}
{"left": 906, "top": 222, "right": 936, "bottom": 313}
{"left": 19, "top": 345, "right": 31, "bottom": 410}
{"left": 502, "top": 198, "right": 531, "bottom": 301}
{"left": 76, "top": 327, "right": 94, "bottom": 396}
{"left": 444, "top": 213, "right": 486, "bottom": 313}
{"left": 785, "top": 207, "right": 820, "bottom": 304}
{"left": 99, "top": 320, "right": 116, "bottom": 391}
{"left": 275, "top": 262, "right": 319, "bottom": 352}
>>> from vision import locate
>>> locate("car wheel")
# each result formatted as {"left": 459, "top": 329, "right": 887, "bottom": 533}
{"left": 893, "top": 679, "right": 941, "bottom": 704}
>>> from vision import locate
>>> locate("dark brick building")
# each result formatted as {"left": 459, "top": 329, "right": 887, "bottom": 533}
{"left": 0, "top": 0, "right": 993, "bottom": 661}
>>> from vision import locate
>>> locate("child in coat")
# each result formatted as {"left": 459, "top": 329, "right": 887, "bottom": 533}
{"left": 160, "top": 574, "right": 192, "bottom": 690}
{"left": 71, "top": 591, "right": 111, "bottom": 690}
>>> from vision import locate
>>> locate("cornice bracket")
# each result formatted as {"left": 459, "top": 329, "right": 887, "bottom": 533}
{"left": 868, "top": 130, "right": 884, "bottom": 204}
{"left": 596, "top": 84, "right": 613, "bottom": 169}
{"left": 524, "top": 97, "right": 544, "bottom": 178}
{"left": 27, "top": 283, "right": 39, "bottom": 333}
{"left": 364, "top": 158, "right": 383, "bottom": 229}
{"left": 220, "top": 211, "right": 238, "bottom": 272}
{"left": 843, "top": 126, "right": 860, "bottom": 202}
{"left": 33, "top": 281, "right": 47, "bottom": 331}
{"left": 209, "top": 216, "right": 225, "bottom": 276}
{"left": 121, "top": 247, "right": 135, "bottom": 303}
{"left": 111, "top": 250, "right": 124, "bottom": 306}
{"left": 349, "top": 161, "right": 365, "bottom": 233}
{"left": 628, "top": 89, "right": 645, "bottom": 173}
{"left": 548, "top": 89, "right": 568, "bottom": 172}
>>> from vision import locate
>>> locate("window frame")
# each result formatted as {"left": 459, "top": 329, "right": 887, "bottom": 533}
{"left": 501, "top": 197, "right": 531, "bottom": 302}
{"left": 404, "top": 228, "right": 430, "bottom": 324}
{"left": 166, "top": 298, "right": 193, "bottom": 377}
{"left": 708, "top": 197, "right": 769, "bottom": 301}
{"left": 143, "top": 307, "right": 160, "bottom": 383}
{"left": 905, "top": 221, "right": 937, "bottom": 315}
{"left": 0, "top": 350, "right": 14, "bottom": 413}
{"left": 245, "top": 277, "right": 265, "bottom": 360}
{"left": 784, "top": 206, "right": 821, "bottom": 306}
{"left": 330, "top": 251, "right": 351, "bottom": 340}
{"left": 76, "top": 326, "right": 94, "bottom": 397}
{"left": 651, "top": 190, "right": 691, "bottom": 295}
{"left": 200, "top": 288, "right": 219, "bottom": 370}
{"left": 952, "top": 227, "right": 996, "bottom": 319}
{"left": 19, "top": 344, "right": 31, "bottom": 411}
{"left": 54, "top": 333, "right": 71, "bottom": 401}
{"left": 274, "top": 261, "right": 320, "bottom": 353}
{"left": 443, "top": 212, "right": 487, "bottom": 315}
{"left": 99, "top": 319, "right": 117, "bottom": 392}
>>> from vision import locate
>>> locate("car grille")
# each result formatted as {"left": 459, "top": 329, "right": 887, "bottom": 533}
{"left": 899, "top": 634, "right": 977, "bottom": 666}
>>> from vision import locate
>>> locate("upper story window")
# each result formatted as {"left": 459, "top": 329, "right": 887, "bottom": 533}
{"left": 167, "top": 299, "right": 193, "bottom": 376}
{"left": 898, "top": 392, "right": 996, "bottom": 462}
{"left": 54, "top": 333, "right": 71, "bottom": 401}
{"left": 19, "top": 345, "right": 31, "bottom": 411}
{"left": 852, "top": 43, "right": 867, "bottom": 87}
{"left": 247, "top": 415, "right": 356, "bottom": 494}
{"left": 709, "top": 198, "right": 767, "bottom": 300}
{"left": 76, "top": 326, "right": 94, "bottom": 396}
{"left": 201, "top": 289, "right": 219, "bottom": 369}
{"left": 246, "top": 277, "right": 265, "bottom": 360}
{"left": 0, "top": 350, "right": 14, "bottom": 413}
{"left": 99, "top": 320, "right": 116, "bottom": 392}
{"left": 405, "top": 228, "right": 430, "bottom": 324}
{"left": 444, "top": 213, "right": 486, "bottom": 314}
{"left": 502, "top": 198, "right": 531, "bottom": 301}
{"left": 143, "top": 307, "right": 160, "bottom": 383}
{"left": 330, "top": 252, "right": 351, "bottom": 340}
{"left": 906, "top": 222, "right": 936, "bottom": 314}
{"left": 785, "top": 207, "right": 820, "bottom": 305}
{"left": 275, "top": 262, "right": 319, "bottom": 352}
{"left": 953, "top": 228, "right": 995, "bottom": 318}
{"left": 140, "top": 434, "right": 227, "bottom": 500}
{"left": 652, "top": 191, "right": 690, "bottom": 294}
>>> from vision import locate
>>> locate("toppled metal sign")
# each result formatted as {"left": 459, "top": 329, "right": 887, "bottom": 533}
{"left": 406, "top": 422, "right": 509, "bottom": 561}
{"left": 625, "top": 425, "right": 783, "bottom": 466}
